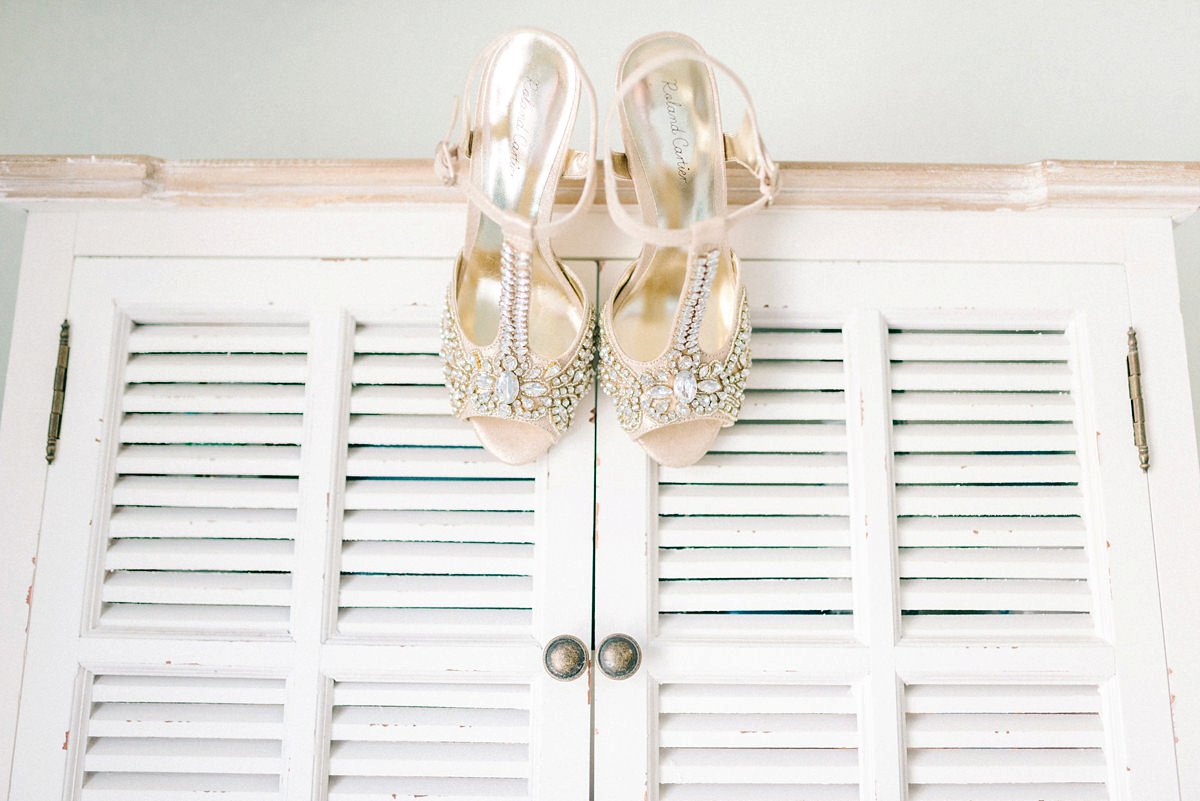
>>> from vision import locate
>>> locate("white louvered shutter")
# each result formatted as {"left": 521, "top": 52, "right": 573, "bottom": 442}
{"left": 12, "top": 255, "right": 595, "bottom": 801}
{"left": 592, "top": 259, "right": 1178, "bottom": 801}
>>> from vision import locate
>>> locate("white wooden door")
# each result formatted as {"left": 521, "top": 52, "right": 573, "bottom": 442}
{"left": 10, "top": 256, "right": 596, "bottom": 800}
{"left": 593, "top": 258, "right": 1179, "bottom": 800}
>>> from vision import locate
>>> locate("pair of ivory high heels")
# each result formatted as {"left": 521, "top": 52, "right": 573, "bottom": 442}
{"left": 437, "top": 28, "right": 778, "bottom": 467}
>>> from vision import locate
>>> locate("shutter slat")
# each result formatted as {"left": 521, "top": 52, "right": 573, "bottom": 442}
{"left": 128, "top": 324, "right": 308, "bottom": 353}
{"left": 889, "top": 331, "right": 1070, "bottom": 361}
{"left": 899, "top": 548, "right": 1088, "bottom": 580}
{"left": 897, "top": 517, "right": 1086, "bottom": 548}
{"left": 902, "top": 613, "right": 1096, "bottom": 639}
{"left": 102, "top": 571, "right": 290, "bottom": 606}
{"left": 334, "top": 682, "right": 529, "bottom": 709}
{"left": 659, "top": 453, "right": 848, "bottom": 485}
{"left": 91, "top": 676, "right": 286, "bottom": 705}
{"left": 896, "top": 485, "right": 1082, "bottom": 517}
{"left": 738, "top": 391, "right": 846, "bottom": 422}
{"left": 659, "top": 684, "right": 855, "bottom": 715}
{"left": 890, "top": 362, "right": 1072, "bottom": 392}
{"left": 894, "top": 452, "right": 1080, "bottom": 484}
{"left": 906, "top": 748, "right": 1107, "bottom": 783}
{"left": 108, "top": 507, "right": 296, "bottom": 539}
{"left": 658, "top": 549, "right": 852, "bottom": 580}
{"left": 747, "top": 331, "right": 845, "bottom": 360}
{"left": 116, "top": 445, "right": 301, "bottom": 477}
{"left": 906, "top": 713, "right": 1104, "bottom": 748}
{"left": 907, "top": 783, "right": 1109, "bottom": 800}
{"left": 339, "top": 575, "right": 531, "bottom": 609}
{"left": 748, "top": 361, "right": 845, "bottom": 391}
{"left": 332, "top": 707, "right": 529, "bottom": 744}
{"left": 88, "top": 703, "right": 283, "bottom": 740}
{"left": 328, "top": 741, "right": 528, "bottom": 779}
{"left": 659, "top": 484, "right": 848, "bottom": 517}
{"left": 337, "top": 608, "right": 532, "bottom": 638}
{"left": 113, "top": 476, "right": 299, "bottom": 509}
{"left": 892, "top": 423, "right": 1079, "bottom": 453}
{"left": 659, "top": 579, "right": 852, "bottom": 613}
{"left": 343, "top": 480, "right": 535, "bottom": 512}
{"left": 659, "top": 747, "right": 859, "bottom": 783}
{"left": 660, "top": 785, "right": 859, "bottom": 801}
{"left": 659, "top": 713, "right": 857, "bottom": 748}
{"left": 123, "top": 383, "right": 306, "bottom": 414}
{"left": 346, "top": 446, "right": 536, "bottom": 479}
{"left": 340, "top": 509, "right": 533, "bottom": 543}
{"left": 892, "top": 391, "right": 1075, "bottom": 422}
{"left": 707, "top": 423, "right": 847, "bottom": 454}
{"left": 658, "top": 516, "right": 849, "bottom": 548}
{"left": 327, "top": 776, "right": 526, "bottom": 800}
{"left": 900, "top": 579, "right": 1090, "bottom": 612}
{"left": 99, "top": 603, "right": 290, "bottom": 632}
{"left": 905, "top": 684, "right": 1101, "bottom": 714}
{"left": 125, "top": 353, "right": 307, "bottom": 384}
{"left": 105, "top": 539, "right": 292, "bottom": 572}
{"left": 84, "top": 738, "right": 281, "bottom": 774}
{"left": 353, "top": 354, "right": 444, "bottom": 385}
{"left": 350, "top": 384, "right": 450, "bottom": 415}
{"left": 121, "top": 414, "right": 304, "bottom": 446}
{"left": 347, "top": 415, "right": 481, "bottom": 447}
{"left": 340, "top": 542, "right": 532, "bottom": 575}
{"left": 81, "top": 772, "right": 281, "bottom": 801}
{"left": 353, "top": 325, "right": 441, "bottom": 355}
{"left": 657, "top": 613, "right": 854, "bottom": 639}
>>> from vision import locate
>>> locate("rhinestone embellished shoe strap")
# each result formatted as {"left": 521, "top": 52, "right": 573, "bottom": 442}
{"left": 599, "top": 246, "right": 751, "bottom": 440}
{"left": 442, "top": 244, "right": 596, "bottom": 440}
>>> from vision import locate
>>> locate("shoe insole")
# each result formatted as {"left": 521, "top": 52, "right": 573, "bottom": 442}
{"left": 612, "top": 34, "right": 739, "bottom": 363}
{"left": 457, "top": 30, "right": 585, "bottom": 360}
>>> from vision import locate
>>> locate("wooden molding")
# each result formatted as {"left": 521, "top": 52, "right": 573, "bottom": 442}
{"left": 1, "top": 155, "right": 1198, "bottom": 217}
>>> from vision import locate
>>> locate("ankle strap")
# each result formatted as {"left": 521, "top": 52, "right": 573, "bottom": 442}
{"left": 434, "top": 29, "right": 599, "bottom": 245}
{"left": 602, "top": 48, "right": 780, "bottom": 250}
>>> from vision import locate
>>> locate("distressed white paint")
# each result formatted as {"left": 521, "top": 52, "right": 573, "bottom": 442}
{"left": 0, "top": 197, "right": 1196, "bottom": 798}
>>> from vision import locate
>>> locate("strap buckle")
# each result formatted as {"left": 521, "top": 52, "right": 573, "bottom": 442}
{"left": 434, "top": 140, "right": 458, "bottom": 187}
{"left": 760, "top": 157, "right": 781, "bottom": 207}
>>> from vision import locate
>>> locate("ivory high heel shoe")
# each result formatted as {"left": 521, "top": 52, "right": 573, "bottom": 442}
{"left": 598, "top": 33, "right": 779, "bottom": 468}
{"left": 436, "top": 28, "right": 598, "bottom": 465}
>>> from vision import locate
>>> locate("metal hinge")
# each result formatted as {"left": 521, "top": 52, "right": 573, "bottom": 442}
{"left": 45, "top": 320, "right": 69, "bottom": 463}
{"left": 1126, "top": 327, "right": 1149, "bottom": 471}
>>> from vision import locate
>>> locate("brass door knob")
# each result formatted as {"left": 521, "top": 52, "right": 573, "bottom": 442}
{"left": 543, "top": 635, "right": 589, "bottom": 681}
{"left": 597, "top": 633, "right": 641, "bottom": 680}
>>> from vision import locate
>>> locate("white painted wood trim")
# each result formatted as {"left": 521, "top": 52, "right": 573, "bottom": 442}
{"left": 0, "top": 212, "right": 76, "bottom": 797}
{"left": 1, "top": 157, "right": 1197, "bottom": 218}
{"left": 1122, "top": 218, "right": 1200, "bottom": 797}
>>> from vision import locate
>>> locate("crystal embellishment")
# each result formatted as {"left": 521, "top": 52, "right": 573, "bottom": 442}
{"left": 497, "top": 370, "right": 519, "bottom": 405}
{"left": 441, "top": 240, "right": 595, "bottom": 437}
{"left": 599, "top": 249, "right": 752, "bottom": 436}
{"left": 673, "top": 371, "right": 697, "bottom": 403}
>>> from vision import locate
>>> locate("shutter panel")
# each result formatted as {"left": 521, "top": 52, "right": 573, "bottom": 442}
{"left": 104, "top": 322, "right": 307, "bottom": 635}
{"left": 905, "top": 683, "right": 1110, "bottom": 800}
{"left": 338, "top": 322, "right": 537, "bottom": 641}
{"left": 81, "top": 673, "right": 286, "bottom": 800}
{"left": 14, "top": 255, "right": 594, "bottom": 801}
{"left": 656, "top": 328, "right": 853, "bottom": 640}
{"left": 657, "top": 683, "right": 860, "bottom": 800}
{"left": 890, "top": 327, "right": 1095, "bottom": 639}
{"left": 327, "top": 680, "right": 531, "bottom": 799}
{"left": 594, "top": 259, "right": 1178, "bottom": 801}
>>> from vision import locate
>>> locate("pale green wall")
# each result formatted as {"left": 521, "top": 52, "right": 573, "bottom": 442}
{"left": 3, "top": 0, "right": 1199, "bottom": 405}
